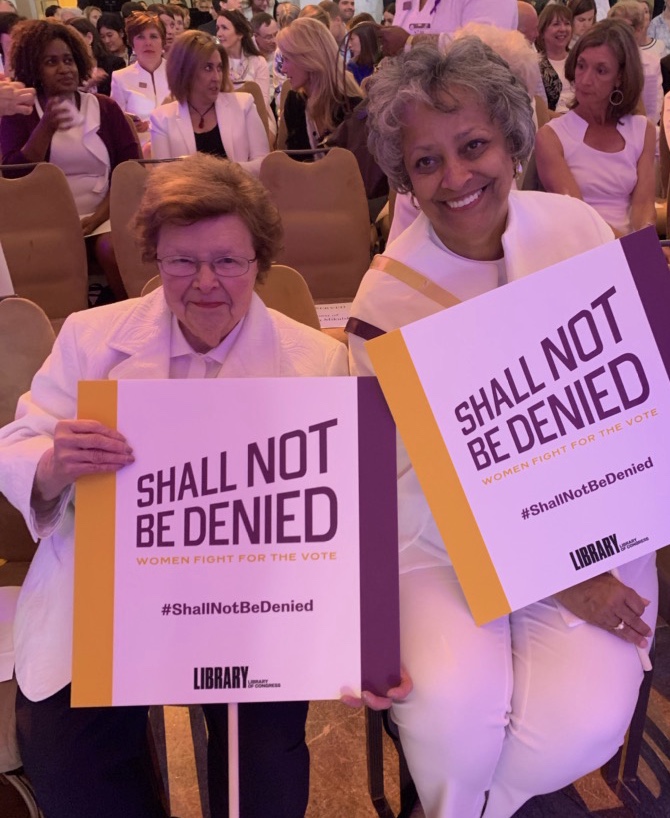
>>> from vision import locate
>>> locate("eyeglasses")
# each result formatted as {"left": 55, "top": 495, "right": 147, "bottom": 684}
{"left": 157, "top": 255, "right": 257, "bottom": 278}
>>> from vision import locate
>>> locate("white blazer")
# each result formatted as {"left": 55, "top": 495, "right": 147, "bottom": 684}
{"left": 149, "top": 92, "right": 269, "bottom": 176}
{"left": 0, "top": 290, "right": 348, "bottom": 702}
{"left": 110, "top": 60, "right": 170, "bottom": 118}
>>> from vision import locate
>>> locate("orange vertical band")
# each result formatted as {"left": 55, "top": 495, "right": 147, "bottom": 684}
{"left": 367, "top": 331, "right": 511, "bottom": 625}
{"left": 72, "top": 380, "right": 118, "bottom": 706}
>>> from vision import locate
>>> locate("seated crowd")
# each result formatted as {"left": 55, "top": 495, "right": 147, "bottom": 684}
{"left": 0, "top": 1, "right": 666, "bottom": 817}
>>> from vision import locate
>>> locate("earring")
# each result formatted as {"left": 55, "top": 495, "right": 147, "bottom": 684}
{"left": 609, "top": 88, "right": 624, "bottom": 106}
{"left": 512, "top": 158, "right": 523, "bottom": 177}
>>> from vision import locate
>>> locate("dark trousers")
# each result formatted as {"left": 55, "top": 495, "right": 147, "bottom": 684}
{"left": 16, "top": 685, "right": 309, "bottom": 818}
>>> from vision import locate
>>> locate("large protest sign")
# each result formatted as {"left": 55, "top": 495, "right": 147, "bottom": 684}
{"left": 72, "top": 377, "right": 398, "bottom": 706}
{"left": 367, "top": 228, "right": 670, "bottom": 625}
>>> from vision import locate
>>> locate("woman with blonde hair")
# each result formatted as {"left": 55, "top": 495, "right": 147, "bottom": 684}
{"left": 276, "top": 16, "right": 361, "bottom": 156}
{"left": 150, "top": 29, "right": 269, "bottom": 172}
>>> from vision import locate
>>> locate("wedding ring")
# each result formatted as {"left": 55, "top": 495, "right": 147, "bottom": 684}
{"left": 613, "top": 620, "right": 625, "bottom": 631}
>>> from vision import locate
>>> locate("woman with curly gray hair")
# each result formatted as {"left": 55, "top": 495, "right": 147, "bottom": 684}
{"left": 348, "top": 37, "right": 657, "bottom": 818}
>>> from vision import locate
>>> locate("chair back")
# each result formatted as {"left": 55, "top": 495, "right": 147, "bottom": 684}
{"left": 141, "top": 266, "right": 320, "bottom": 331}
{"left": 259, "top": 148, "right": 370, "bottom": 300}
{"left": 0, "top": 298, "right": 55, "bottom": 566}
{"left": 255, "top": 264, "right": 320, "bottom": 329}
{"left": 110, "top": 160, "right": 159, "bottom": 298}
{"left": 236, "top": 81, "right": 271, "bottom": 144}
{"left": 0, "top": 164, "right": 88, "bottom": 323}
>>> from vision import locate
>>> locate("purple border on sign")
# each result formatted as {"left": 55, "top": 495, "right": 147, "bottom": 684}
{"left": 357, "top": 377, "right": 401, "bottom": 696}
{"left": 620, "top": 227, "right": 670, "bottom": 380}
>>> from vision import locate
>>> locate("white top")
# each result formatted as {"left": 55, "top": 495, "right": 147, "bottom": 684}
{"left": 548, "top": 56, "right": 572, "bottom": 113}
{"left": 639, "top": 45, "right": 663, "bottom": 124}
{"left": 547, "top": 110, "right": 647, "bottom": 234}
{"left": 44, "top": 94, "right": 110, "bottom": 219}
{"left": 648, "top": 14, "right": 670, "bottom": 57}
{"left": 229, "top": 53, "right": 271, "bottom": 104}
{"left": 393, "top": 0, "right": 517, "bottom": 38}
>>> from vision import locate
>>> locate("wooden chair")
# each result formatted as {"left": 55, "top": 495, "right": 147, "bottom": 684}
{"left": 259, "top": 148, "right": 371, "bottom": 300}
{"left": 109, "top": 160, "right": 159, "bottom": 298}
{"left": 236, "top": 81, "right": 272, "bottom": 147}
{"left": 0, "top": 164, "right": 88, "bottom": 330}
{"left": 0, "top": 297, "right": 55, "bottom": 816}
{"left": 141, "top": 265, "right": 320, "bottom": 331}
{"left": 255, "top": 264, "right": 320, "bottom": 329}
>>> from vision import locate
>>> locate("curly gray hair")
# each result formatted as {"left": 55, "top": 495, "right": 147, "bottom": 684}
{"left": 366, "top": 39, "right": 536, "bottom": 193}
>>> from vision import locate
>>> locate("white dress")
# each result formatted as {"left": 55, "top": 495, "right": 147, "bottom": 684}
{"left": 547, "top": 110, "right": 647, "bottom": 234}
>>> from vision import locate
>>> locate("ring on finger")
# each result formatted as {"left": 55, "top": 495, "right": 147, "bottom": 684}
{"left": 613, "top": 620, "right": 625, "bottom": 631}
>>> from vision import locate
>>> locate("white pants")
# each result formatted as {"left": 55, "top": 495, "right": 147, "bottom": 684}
{"left": 391, "top": 559, "right": 657, "bottom": 818}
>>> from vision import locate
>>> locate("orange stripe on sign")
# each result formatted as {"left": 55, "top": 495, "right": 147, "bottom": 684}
{"left": 367, "top": 331, "right": 511, "bottom": 625}
{"left": 72, "top": 380, "right": 118, "bottom": 706}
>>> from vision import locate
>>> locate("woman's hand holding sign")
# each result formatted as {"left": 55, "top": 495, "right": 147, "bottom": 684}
{"left": 341, "top": 666, "right": 413, "bottom": 710}
{"left": 33, "top": 419, "right": 134, "bottom": 505}
{"left": 554, "top": 573, "right": 652, "bottom": 648}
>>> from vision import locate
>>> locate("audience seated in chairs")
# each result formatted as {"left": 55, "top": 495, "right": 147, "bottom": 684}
{"left": 149, "top": 29, "right": 269, "bottom": 172}
{"left": 0, "top": 19, "right": 141, "bottom": 300}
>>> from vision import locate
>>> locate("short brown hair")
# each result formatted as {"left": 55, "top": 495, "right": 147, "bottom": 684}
{"left": 135, "top": 153, "right": 283, "bottom": 280}
{"left": 125, "top": 10, "right": 166, "bottom": 47}
{"left": 166, "top": 29, "right": 231, "bottom": 101}
{"left": 11, "top": 18, "right": 93, "bottom": 89}
{"left": 566, "top": 19, "right": 642, "bottom": 120}
{"left": 536, "top": 3, "right": 572, "bottom": 53}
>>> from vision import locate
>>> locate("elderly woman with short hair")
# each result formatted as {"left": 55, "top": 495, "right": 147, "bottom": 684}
{"left": 348, "top": 39, "right": 657, "bottom": 818}
{"left": 0, "top": 153, "right": 348, "bottom": 818}
{"left": 150, "top": 29, "right": 269, "bottom": 172}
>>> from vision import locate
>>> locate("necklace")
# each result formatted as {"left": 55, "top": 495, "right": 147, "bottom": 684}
{"left": 188, "top": 101, "right": 216, "bottom": 129}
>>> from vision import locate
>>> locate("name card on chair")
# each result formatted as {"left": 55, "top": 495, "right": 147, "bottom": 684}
{"left": 72, "top": 377, "right": 399, "bottom": 706}
{"left": 367, "top": 228, "right": 670, "bottom": 625}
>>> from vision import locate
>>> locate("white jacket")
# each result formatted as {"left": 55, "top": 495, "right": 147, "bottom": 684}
{"left": 150, "top": 93, "right": 269, "bottom": 176}
{"left": 0, "top": 290, "right": 348, "bottom": 701}
{"left": 110, "top": 60, "right": 170, "bottom": 119}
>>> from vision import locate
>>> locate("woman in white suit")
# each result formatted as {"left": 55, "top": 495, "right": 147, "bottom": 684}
{"left": 110, "top": 11, "right": 170, "bottom": 142}
{"left": 150, "top": 29, "right": 269, "bottom": 174}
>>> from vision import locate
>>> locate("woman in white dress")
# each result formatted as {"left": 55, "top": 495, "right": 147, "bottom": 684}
{"left": 536, "top": 19, "right": 656, "bottom": 236}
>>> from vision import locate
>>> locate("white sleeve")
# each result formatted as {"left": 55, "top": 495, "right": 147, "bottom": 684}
{"left": 110, "top": 72, "right": 128, "bottom": 112}
{"left": 237, "top": 95, "right": 270, "bottom": 177}
{"left": 149, "top": 109, "right": 171, "bottom": 160}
